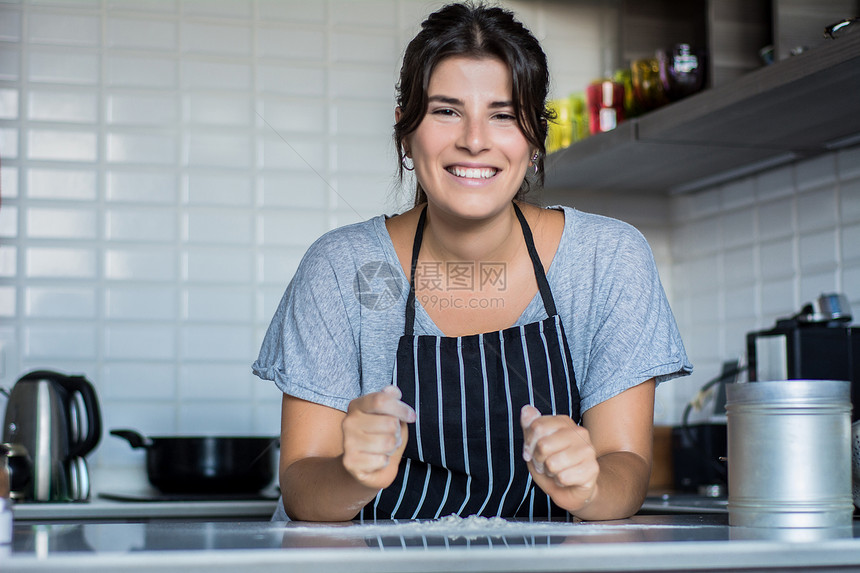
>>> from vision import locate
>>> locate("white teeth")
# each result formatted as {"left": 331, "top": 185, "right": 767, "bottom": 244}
{"left": 448, "top": 166, "right": 497, "bottom": 179}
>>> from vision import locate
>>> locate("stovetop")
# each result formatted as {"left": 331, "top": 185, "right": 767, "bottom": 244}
{"left": 11, "top": 489, "right": 280, "bottom": 521}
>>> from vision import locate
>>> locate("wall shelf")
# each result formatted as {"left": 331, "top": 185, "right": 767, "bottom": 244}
{"left": 544, "top": 32, "right": 860, "bottom": 195}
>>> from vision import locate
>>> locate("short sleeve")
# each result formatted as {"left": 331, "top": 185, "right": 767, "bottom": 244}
{"left": 252, "top": 239, "right": 362, "bottom": 412}
{"left": 573, "top": 219, "right": 691, "bottom": 412}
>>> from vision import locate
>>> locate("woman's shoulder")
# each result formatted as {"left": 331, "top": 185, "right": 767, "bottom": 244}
{"left": 310, "top": 215, "right": 386, "bottom": 249}
{"left": 303, "top": 216, "right": 389, "bottom": 259}
{"left": 546, "top": 205, "right": 656, "bottom": 284}
{"left": 295, "top": 215, "right": 394, "bottom": 280}
{"left": 553, "top": 205, "right": 650, "bottom": 252}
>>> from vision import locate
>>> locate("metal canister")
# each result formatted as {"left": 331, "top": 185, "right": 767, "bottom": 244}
{"left": 726, "top": 380, "right": 853, "bottom": 528}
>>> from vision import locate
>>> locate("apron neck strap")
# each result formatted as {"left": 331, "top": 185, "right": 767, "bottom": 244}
{"left": 404, "top": 206, "right": 428, "bottom": 336}
{"left": 404, "top": 203, "right": 558, "bottom": 336}
{"left": 512, "top": 202, "right": 558, "bottom": 318}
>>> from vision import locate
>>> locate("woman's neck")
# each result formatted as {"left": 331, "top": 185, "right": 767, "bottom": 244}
{"left": 420, "top": 202, "right": 522, "bottom": 264}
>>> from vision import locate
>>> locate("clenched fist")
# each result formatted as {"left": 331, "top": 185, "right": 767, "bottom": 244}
{"left": 342, "top": 385, "right": 416, "bottom": 490}
{"left": 520, "top": 404, "right": 598, "bottom": 512}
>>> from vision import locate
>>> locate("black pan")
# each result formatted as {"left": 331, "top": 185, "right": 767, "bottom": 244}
{"left": 110, "top": 429, "right": 277, "bottom": 494}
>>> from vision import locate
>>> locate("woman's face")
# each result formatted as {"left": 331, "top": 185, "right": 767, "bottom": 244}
{"left": 402, "top": 56, "right": 533, "bottom": 220}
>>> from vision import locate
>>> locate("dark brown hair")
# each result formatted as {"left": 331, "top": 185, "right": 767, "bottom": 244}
{"left": 394, "top": 2, "right": 554, "bottom": 206}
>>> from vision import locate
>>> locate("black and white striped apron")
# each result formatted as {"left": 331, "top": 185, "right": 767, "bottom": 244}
{"left": 360, "top": 203, "right": 582, "bottom": 521}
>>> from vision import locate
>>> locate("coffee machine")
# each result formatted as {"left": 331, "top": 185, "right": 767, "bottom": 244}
{"left": 2, "top": 370, "right": 102, "bottom": 502}
{"left": 747, "top": 293, "right": 859, "bottom": 420}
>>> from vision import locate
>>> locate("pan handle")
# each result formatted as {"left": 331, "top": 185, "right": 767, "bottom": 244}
{"left": 110, "top": 429, "right": 152, "bottom": 449}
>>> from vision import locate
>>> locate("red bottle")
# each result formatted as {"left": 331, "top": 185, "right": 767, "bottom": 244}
{"left": 585, "top": 79, "right": 625, "bottom": 134}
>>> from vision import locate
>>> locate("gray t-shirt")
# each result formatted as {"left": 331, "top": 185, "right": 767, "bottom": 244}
{"left": 253, "top": 205, "right": 692, "bottom": 414}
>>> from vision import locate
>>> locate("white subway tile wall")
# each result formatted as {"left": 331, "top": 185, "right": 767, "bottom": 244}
{"left": 0, "top": 0, "right": 613, "bottom": 476}
{"left": 668, "top": 147, "right": 860, "bottom": 423}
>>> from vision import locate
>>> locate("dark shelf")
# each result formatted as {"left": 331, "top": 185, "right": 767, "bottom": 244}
{"left": 545, "top": 32, "right": 860, "bottom": 195}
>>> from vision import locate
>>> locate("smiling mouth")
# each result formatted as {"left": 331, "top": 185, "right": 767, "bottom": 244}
{"left": 447, "top": 166, "right": 498, "bottom": 179}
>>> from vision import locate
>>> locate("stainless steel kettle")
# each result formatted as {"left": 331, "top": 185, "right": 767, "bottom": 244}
{"left": 2, "top": 370, "right": 102, "bottom": 501}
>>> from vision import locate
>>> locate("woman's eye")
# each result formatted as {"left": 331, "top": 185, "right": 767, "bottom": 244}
{"left": 431, "top": 108, "right": 457, "bottom": 117}
{"left": 493, "top": 113, "right": 516, "bottom": 121}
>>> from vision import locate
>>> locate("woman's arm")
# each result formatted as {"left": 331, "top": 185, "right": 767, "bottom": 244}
{"left": 279, "top": 387, "right": 416, "bottom": 522}
{"left": 521, "top": 378, "right": 655, "bottom": 520}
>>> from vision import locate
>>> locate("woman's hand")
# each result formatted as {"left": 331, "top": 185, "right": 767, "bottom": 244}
{"left": 520, "top": 404, "right": 599, "bottom": 513}
{"left": 341, "top": 385, "right": 416, "bottom": 490}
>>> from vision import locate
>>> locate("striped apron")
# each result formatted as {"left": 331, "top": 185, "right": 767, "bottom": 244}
{"left": 360, "top": 203, "right": 582, "bottom": 521}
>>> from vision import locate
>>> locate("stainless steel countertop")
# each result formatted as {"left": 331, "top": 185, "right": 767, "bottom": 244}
{"left": 4, "top": 514, "right": 860, "bottom": 573}
{"left": 10, "top": 492, "right": 279, "bottom": 522}
{"left": 9, "top": 491, "right": 726, "bottom": 522}
{"left": 640, "top": 493, "right": 728, "bottom": 514}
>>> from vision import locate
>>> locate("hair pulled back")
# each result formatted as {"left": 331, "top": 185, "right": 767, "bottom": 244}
{"left": 395, "top": 2, "right": 553, "bottom": 206}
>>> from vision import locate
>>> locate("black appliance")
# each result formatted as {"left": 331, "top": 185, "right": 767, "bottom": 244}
{"left": 671, "top": 360, "right": 738, "bottom": 494}
{"left": 671, "top": 423, "right": 727, "bottom": 493}
{"left": 746, "top": 294, "right": 859, "bottom": 421}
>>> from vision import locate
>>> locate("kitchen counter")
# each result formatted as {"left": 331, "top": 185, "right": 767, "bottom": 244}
{"left": 8, "top": 491, "right": 725, "bottom": 522}
{"left": 10, "top": 491, "right": 280, "bottom": 522}
{"left": 4, "top": 514, "right": 860, "bottom": 572}
{"left": 8, "top": 465, "right": 281, "bottom": 522}
{"left": 640, "top": 492, "right": 727, "bottom": 514}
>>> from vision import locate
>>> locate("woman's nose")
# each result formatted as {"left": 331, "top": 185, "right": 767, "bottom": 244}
{"left": 457, "top": 117, "right": 490, "bottom": 154}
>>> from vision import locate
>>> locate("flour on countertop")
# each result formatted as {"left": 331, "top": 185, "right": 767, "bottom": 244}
{"left": 418, "top": 515, "right": 512, "bottom": 531}
{"left": 282, "top": 514, "right": 707, "bottom": 539}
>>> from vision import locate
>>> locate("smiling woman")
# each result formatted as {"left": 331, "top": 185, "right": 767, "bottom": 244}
{"left": 393, "top": 2, "right": 552, "bottom": 205}
{"left": 252, "top": 1, "right": 691, "bottom": 524}
{"left": 399, "top": 57, "right": 532, "bottom": 223}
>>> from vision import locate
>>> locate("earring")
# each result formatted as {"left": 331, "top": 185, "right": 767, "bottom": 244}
{"left": 531, "top": 152, "right": 539, "bottom": 176}
{"left": 402, "top": 155, "right": 414, "bottom": 172}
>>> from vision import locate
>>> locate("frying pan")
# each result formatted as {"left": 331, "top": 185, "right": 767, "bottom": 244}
{"left": 111, "top": 429, "right": 277, "bottom": 494}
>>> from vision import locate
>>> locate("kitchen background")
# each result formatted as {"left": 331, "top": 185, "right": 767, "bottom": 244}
{"left": 0, "top": 0, "right": 858, "bottom": 490}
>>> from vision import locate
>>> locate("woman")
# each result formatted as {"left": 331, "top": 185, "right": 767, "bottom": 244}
{"left": 253, "top": 2, "right": 691, "bottom": 522}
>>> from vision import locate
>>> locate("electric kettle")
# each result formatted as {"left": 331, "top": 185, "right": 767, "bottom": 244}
{"left": 2, "top": 370, "right": 102, "bottom": 502}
